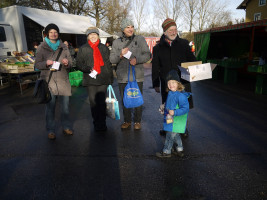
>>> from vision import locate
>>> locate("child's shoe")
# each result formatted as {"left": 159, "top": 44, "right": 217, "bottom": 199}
{"left": 156, "top": 151, "right": 171, "bottom": 158}
{"left": 172, "top": 151, "right": 184, "bottom": 157}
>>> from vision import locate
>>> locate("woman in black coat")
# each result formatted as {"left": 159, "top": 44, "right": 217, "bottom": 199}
{"left": 76, "top": 27, "right": 113, "bottom": 131}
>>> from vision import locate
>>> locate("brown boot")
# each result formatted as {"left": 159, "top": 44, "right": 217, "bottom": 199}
{"left": 134, "top": 123, "right": 141, "bottom": 130}
{"left": 121, "top": 122, "right": 131, "bottom": 129}
{"left": 63, "top": 129, "right": 73, "bottom": 135}
{"left": 48, "top": 132, "right": 56, "bottom": 140}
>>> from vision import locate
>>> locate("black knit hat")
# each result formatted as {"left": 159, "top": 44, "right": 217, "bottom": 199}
{"left": 166, "top": 70, "right": 181, "bottom": 82}
{"left": 44, "top": 23, "right": 60, "bottom": 35}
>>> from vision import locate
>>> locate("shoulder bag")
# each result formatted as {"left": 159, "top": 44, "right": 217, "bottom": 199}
{"left": 33, "top": 48, "right": 63, "bottom": 104}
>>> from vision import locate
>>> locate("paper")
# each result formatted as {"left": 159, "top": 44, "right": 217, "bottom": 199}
{"left": 123, "top": 51, "right": 132, "bottom": 59}
{"left": 89, "top": 69, "right": 98, "bottom": 79}
{"left": 51, "top": 61, "right": 60, "bottom": 70}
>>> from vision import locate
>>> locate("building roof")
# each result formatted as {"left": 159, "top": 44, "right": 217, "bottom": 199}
{"left": 237, "top": 0, "right": 251, "bottom": 9}
{"left": 194, "top": 19, "right": 267, "bottom": 35}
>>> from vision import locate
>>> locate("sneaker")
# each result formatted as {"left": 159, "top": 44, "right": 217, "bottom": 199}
{"left": 134, "top": 122, "right": 141, "bottom": 130}
{"left": 121, "top": 122, "right": 131, "bottom": 129}
{"left": 63, "top": 129, "right": 73, "bottom": 135}
{"left": 48, "top": 132, "right": 56, "bottom": 140}
{"left": 156, "top": 151, "right": 171, "bottom": 158}
{"left": 172, "top": 151, "right": 184, "bottom": 157}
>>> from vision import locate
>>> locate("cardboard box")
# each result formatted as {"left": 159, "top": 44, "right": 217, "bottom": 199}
{"left": 181, "top": 61, "right": 202, "bottom": 68}
{"left": 178, "top": 62, "right": 217, "bottom": 82}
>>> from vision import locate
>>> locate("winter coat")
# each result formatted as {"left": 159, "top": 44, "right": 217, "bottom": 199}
{"left": 110, "top": 32, "right": 151, "bottom": 83}
{"left": 76, "top": 42, "right": 113, "bottom": 86}
{"left": 35, "top": 40, "right": 72, "bottom": 96}
{"left": 163, "top": 91, "right": 190, "bottom": 134}
{"left": 152, "top": 34, "right": 196, "bottom": 87}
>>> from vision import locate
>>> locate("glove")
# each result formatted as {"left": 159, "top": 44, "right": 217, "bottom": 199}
{"left": 159, "top": 103, "right": 165, "bottom": 115}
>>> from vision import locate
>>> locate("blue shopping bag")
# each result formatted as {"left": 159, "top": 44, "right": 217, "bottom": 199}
{"left": 123, "top": 65, "right": 144, "bottom": 108}
{"left": 106, "top": 85, "right": 120, "bottom": 120}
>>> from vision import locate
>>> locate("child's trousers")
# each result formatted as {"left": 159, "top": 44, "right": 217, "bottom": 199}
{"left": 163, "top": 131, "right": 183, "bottom": 154}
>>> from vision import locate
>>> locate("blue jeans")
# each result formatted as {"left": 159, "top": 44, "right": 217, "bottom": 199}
{"left": 45, "top": 94, "right": 71, "bottom": 133}
{"left": 163, "top": 132, "right": 183, "bottom": 154}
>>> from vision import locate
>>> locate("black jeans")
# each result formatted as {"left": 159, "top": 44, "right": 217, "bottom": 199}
{"left": 87, "top": 85, "right": 108, "bottom": 128}
{"left": 118, "top": 82, "right": 143, "bottom": 123}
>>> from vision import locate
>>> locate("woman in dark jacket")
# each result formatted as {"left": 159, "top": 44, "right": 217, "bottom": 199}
{"left": 76, "top": 27, "right": 113, "bottom": 131}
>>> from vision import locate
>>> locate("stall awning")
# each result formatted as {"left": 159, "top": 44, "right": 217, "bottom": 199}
{"left": 18, "top": 6, "right": 111, "bottom": 38}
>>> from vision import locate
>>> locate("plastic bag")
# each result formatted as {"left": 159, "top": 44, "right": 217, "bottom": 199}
{"left": 106, "top": 85, "right": 120, "bottom": 120}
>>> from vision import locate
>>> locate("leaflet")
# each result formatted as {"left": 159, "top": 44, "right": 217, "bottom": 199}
{"left": 89, "top": 69, "right": 98, "bottom": 79}
{"left": 123, "top": 51, "right": 132, "bottom": 59}
{"left": 51, "top": 61, "right": 60, "bottom": 70}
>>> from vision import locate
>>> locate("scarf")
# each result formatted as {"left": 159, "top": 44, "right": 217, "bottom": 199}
{"left": 88, "top": 40, "right": 104, "bottom": 74}
{"left": 45, "top": 37, "right": 60, "bottom": 51}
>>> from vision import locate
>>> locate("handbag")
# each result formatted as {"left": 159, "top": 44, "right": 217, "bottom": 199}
{"left": 106, "top": 85, "right": 120, "bottom": 120}
{"left": 123, "top": 64, "right": 144, "bottom": 108}
{"left": 33, "top": 48, "right": 63, "bottom": 104}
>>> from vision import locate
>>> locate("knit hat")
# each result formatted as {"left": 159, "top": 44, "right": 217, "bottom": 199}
{"left": 166, "top": 70, "right": 181, "bottom": 82}
{"left": 121, "top": 18, "right": 134, "bottom": 31}
{"left": 44, "top": 23, "right": 60, "bottom": 35}
{"left": 162, "top": 18, "right": 177, "bottom": 32}
{"left": 85, "top": 27, "right": 99, "bottom": 36}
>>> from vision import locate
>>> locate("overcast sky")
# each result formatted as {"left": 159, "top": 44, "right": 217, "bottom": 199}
{"left": 229, "top": 0, "right": 246, "bottom": 20}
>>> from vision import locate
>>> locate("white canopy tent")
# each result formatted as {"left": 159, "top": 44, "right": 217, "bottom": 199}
{"left": 0, "top": 6, "right": 112, "bottom": 51}
{"left": 19, "top": 6, "right": 111, "bottom": 38}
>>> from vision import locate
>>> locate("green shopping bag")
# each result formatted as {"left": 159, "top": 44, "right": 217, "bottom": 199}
{"left": 69, "top": 70, "right": 83, "bottom": 87}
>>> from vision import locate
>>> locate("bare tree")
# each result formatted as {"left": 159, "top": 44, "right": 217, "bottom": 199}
{"left": 181, "top": 0, "right": 199, "bottom": 33}
{"left": 101, "top": 0, "right": 130, "bottom": 34}
{"left": 198, "top": 0, "right": 231, "bottom": 31}
{"left": 84, "top": 0, "right": 107, "bottom": 27}
{"left": 198, "top": 0, "right": 212, "bottom": 31}
{"left": 208, "top": 10, "right": 232, "bottom": 28}
{"left": 0, "top": 0, "right": 16, "bottom": 8}
{"left": 152, "top": 0, "right": 181, "bottom": 22}
{"left": 7, "top": 0, "right": 89, "bottom": 15}
{"left": 150, "top": 0, "right": 182, "bottom": 35}
{"left": 132, "top": 0, "right": 147, "bottom": 34}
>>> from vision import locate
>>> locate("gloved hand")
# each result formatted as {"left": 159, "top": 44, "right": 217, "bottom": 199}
{"left": 159, "top": 103, "right": 165, "bottom": 115}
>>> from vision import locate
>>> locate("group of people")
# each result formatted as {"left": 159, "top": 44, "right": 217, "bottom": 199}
{"left": 34, "top": 17, "right": 196, "bottom": 158}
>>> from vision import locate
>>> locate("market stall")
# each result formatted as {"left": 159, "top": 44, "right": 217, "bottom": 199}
{"left": 194, "top": 19, "right": 267, "bottom": 86}
{"left": 0, "top": 51, "right": 39, "bottom": 94}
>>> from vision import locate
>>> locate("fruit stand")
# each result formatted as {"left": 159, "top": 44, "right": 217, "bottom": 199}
{"left": 0, "top": 51, "right": 39, "bottom": 94}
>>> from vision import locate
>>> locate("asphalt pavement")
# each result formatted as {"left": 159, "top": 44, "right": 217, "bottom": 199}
{"left": 0, "top": 67, "right": 266, "bottom": 200}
